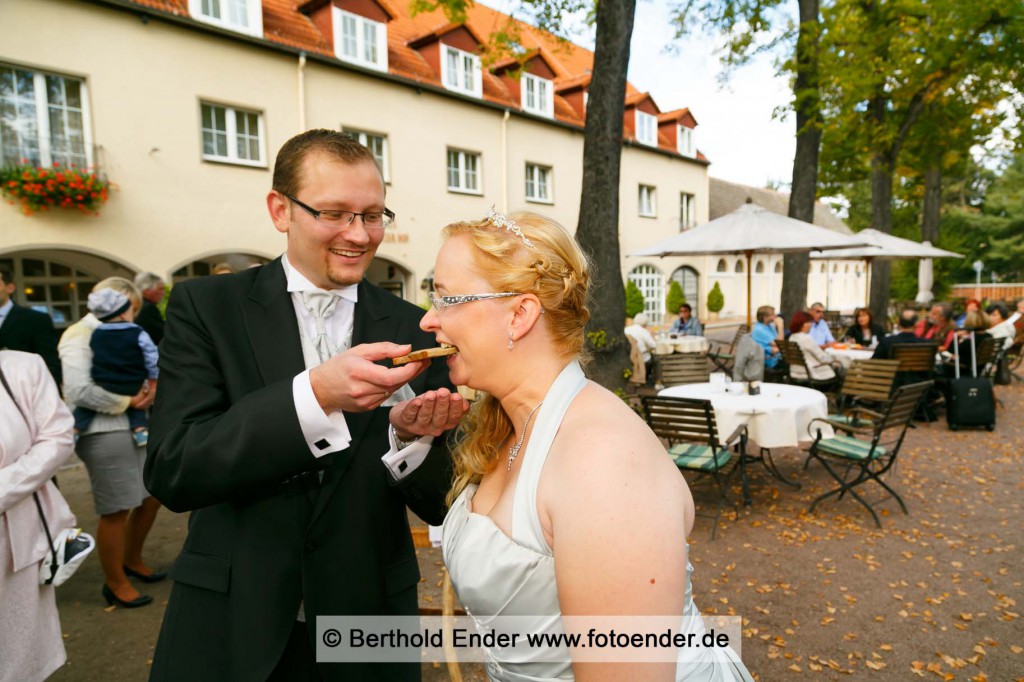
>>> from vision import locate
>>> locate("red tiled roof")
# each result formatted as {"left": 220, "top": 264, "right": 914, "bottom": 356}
{"left": 115, "top": 0, "right": 703, "bottom": 158}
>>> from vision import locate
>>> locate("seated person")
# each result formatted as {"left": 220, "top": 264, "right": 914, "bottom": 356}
{"left": 939, "top": 311, "right": 994, "bottom": 390}
{"left": 808, "top": 302, "right": 835, "bottom": 347}
{"left": 624, "top": 312, "right": 657, "bottom": 380}
{"left": 752, "top": 305, "right": 782, "bottom": 368}
{"left": 872, "top": 309, "right": 926, "bottom": 360}
{"left": 669, "top": 303, "right": 703, "bottom": 336}
{"left": 733, "top": 333, "right": 765, "bottom": 382}
{"left": 986, "top": 303, "right": 1017, "bottom": 352}
{"left": 789, "top": 310, "right": 842, "bottom": 382}
{"left": 1007, "top": 298, "right": 1023, "bottom": 330}
{"left": 843, "top": 307, "right": 886, "bottom": 347}
{"left": 915, "top": 303, "right": 956, "bottom": 352}
{"left": 955, "top": 299, "right": 980, "bottom": 328}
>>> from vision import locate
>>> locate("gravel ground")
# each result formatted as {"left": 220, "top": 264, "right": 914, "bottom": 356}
{"left": 47, "top": 379, "right": 1022, "bottom": 681}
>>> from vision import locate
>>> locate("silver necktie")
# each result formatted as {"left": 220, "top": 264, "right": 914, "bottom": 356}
{"left": 301, "top": 289, "right": 339, "bottom": 364}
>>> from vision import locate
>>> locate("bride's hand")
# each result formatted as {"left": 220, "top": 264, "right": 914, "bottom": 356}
{"left": 390, "top": 387, "right": 469, "bottom": 439}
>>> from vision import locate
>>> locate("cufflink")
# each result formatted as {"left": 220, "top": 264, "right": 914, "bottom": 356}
{"left": 398, "top": 461, "right": 409, "bottom": 473}
{"left": 315, "top": 438, "right": 331, "bottom": 451}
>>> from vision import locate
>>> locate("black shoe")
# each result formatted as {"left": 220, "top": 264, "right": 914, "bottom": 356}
{"left": 123, "top": 565, "right": 167, "bottom": 583}
{"left": 102, "top": 584, "right": 153, "bottom": 608}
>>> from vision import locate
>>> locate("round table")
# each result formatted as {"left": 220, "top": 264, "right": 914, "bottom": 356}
{"left": 658, "top": 382, "right": 833, "bottom": 448}
{"left": 826, "top": 346, "right": 874, "bottom": 368}
{"left": 658, "top": 382, "right": 834, "bottom": 505}
{"left": 655, "top": 336, "right": 709, "bottom": 355}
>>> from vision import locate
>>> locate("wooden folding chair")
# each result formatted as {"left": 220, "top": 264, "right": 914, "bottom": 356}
{"left": 658, "top": 353, "right": 710, "bottom": 387}
{"left": 707, "top": 325, "right": 749, "bottom": 372}
{"left": 779, "top": 338, "right": 840, "bottom": 393}
{"left": 824, "top": 359, "right": 901, "bottom": 426}
{"left": 805, "top": 381, "right": 933, "bottom": 527}
{"left": 641, "top": 396, "right": 746, "bottom": 539}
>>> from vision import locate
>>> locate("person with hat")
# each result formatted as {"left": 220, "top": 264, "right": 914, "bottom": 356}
{"left": 71, "top": 288, "right": 159, "bottom": 448}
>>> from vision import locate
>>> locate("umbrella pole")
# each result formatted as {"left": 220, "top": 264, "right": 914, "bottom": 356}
{"left": 864, "top": 258, "right": 872, "bottom": 307}
{"left": 746, "top": 251, "right": 753, "bottom": 328}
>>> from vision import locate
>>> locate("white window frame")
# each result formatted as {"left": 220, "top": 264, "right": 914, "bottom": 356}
{"left": 0, "top": 65, "right": 94, "bottom": 169}
{"left": 200, "top": 101, "right": 266, "bottom": 167}
{"left": 628, "top": 264, "right": 665, "bottom": 326}
{"left": 331, "top": 7, "right": 388, "bottom": 72}
{"left": 679, "top": 192, "right": 696, "bottom": 230}
{"left": 189, "top": 0, "right": 263, "bottom": 37}
{"left": 677, "top": 124, "right": 695, "bottom": 157}
{"left": 638, "top": 184, "right": 656, "bottom": 217}
{"left": 343, "top": 127, "right": 390, "bottom": 182}
{"left": 441, "top": 44, "right": 483, "bottom": 98}
{"left": 447, "top": 148, "right": 482, "bottom": 194}
{"left": 521, "top": 73, "right": 554, "bottom": 118}
{"left": 635, "top": 110, "right": 657, "bottom": 147}
{"left": 524, "top": 163, "right": 552, "bottom": 204}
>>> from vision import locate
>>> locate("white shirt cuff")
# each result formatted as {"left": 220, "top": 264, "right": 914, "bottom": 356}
{"left": 381, "top": 426, "right": 434, "bottom": 480}
{"left": 293, "top": 371, "right": 352, "bottom": 458}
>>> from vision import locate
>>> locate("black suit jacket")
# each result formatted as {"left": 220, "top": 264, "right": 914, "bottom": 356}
{"left": 871, "top": 331, "right": 923, "bottom": 360}
{"left": 145, "top": 260, "right": 454, "bottom": 682}
{"left": 135, "top": 300, "right": 164, "bottom": 345}
{"left": 0, "top": 303, "right": 61, "bottom": 385}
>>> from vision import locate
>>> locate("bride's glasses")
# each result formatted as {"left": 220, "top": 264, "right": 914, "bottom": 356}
{"left": 429, "top": 292, "right": 521, "bottom": 312}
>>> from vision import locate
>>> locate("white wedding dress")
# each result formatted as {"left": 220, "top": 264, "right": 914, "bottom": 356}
{"left": 442, "top": 361, "right": 754, "bottom": 681}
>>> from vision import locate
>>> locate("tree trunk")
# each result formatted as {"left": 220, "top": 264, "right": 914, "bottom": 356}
{"left": 575, "top": 0, "right": 636, "bottom": 389}
{"left": 868, "top": 149, "right": 894, "bottom": 324}
{"left": 781, "top": 0, "right": 821, "bottom": 320}
{"left": 921, "top": 165, "right": 941, "bottom": 244}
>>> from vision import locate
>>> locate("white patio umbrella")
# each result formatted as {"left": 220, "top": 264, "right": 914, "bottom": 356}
{"left": 810, "top": 229, "right": 963, "bottom": 305}
{"left": 917, "top": 251, "right": 935, "bottom": 305}
{"left": 631, "top": 202, "right": 869, "bottom": 326}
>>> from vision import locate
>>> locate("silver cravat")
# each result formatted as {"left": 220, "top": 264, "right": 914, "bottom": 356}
{"left": 300, "top": 289, "right": 339, "bottom": 364}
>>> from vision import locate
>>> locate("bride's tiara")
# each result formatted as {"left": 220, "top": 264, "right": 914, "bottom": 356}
{"left": 485, "top": 206, "right": 534, "bottom": 248}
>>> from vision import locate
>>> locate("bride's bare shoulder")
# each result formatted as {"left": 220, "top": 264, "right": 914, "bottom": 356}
{"left": 554, "top": 382, "right": 668, "bottom": 464}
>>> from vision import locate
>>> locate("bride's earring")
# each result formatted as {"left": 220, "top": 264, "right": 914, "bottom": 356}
{"left": 508, "top": 332, "right": 514, "bottom": 351}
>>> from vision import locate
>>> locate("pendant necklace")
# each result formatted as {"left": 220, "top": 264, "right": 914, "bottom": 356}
{"left": 507, "top": 402, "right": 543, "bottom": 470}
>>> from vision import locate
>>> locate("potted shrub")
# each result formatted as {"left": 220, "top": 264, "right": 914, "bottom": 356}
{"left": 1, "top": 162, "right": 110, "bottom": 216}
{"left": 665, "top": 280, "right": 686, "bottom": 316}
{"left": 625, "top": 280, "right": 646, "bottom": 319}
{"left": 707, "top": 281, "right": 724, "bottom": 321}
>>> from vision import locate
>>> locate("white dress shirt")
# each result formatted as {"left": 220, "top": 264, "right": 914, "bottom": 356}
{"left": 282, "top": 255, "right": 431, "bottom": 478}
{"left": 0, "top": 299, "right": 13, "bottom": 330}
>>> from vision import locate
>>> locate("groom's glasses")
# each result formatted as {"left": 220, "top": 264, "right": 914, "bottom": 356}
{"left": 286, "top": 194, "right": 395, "bottom": 229}
{"left": 429, "top": 292, "right": 521, "bottom": 312}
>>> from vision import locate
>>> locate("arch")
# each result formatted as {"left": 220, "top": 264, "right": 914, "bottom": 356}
{"left": 855, "top": 265, "right": 862, "bottom": 275}
{"left": 716, "top": 258, "right": 728, "bottom": 273}
{"left": 844, "top": 264, "right": 850, "bottom": 273}
{"left": 774, "top": 261, "right": 783, "bottom": 273}
{"left": 832, "top": 264, "right": 839, "bottom": 274}
{"left": 734, "top": 259, "right": 744, "bottom": 273}
{"left": 169, "top": 250, "right": 276, "bottom": 281}
{"left": 669, "top": 265, "right": 700, "bottom": 314}
{"left": 819, "top": 263, "right": 826, "bottom": 274}
{"left": 755, "top": 260, "right": 765, "bottom": 273}
{"left": 0, "top": 248, "right": 137, "bottom": 327}
{"left": 366, "top": 256, "right": 414, "bottom": 300}
{"left": 628, "top": 264, "right": 665, "bottom": 325}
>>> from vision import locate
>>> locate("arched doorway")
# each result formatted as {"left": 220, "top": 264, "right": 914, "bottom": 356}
{"left": 171, "top": 253, "right": 272, "bottom": 281}
{"left": 628, "top": 264, "right": 665, "bottom": 325}
{"left": 0, "top": 249, "right": 135, "bottom": 328}
{"left": 669, "top": 265, "right": 700, "bottom": 313}
{"left": 365, "top": 257, "right": 413, "bottom": 301}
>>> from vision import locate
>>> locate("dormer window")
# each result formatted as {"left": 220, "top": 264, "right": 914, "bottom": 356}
{"left": 332, "top": 8, "right": 387, "bottom": 72}
{"left": 522, "top": 73, "right": 553, "bottom": 118}
{"left": 678, "top": 125, "right": 695, "bottom": 157}
{"left": 189, "top": 0, "right": 263, "bottom": 37}
{"left": 442, "top": 45, "right": 482, "bottom": 98}
{"left": 635, "top": 111, "right": 657, "bottom": 147}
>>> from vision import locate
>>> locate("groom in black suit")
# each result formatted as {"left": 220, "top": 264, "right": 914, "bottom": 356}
{"left": 146, "top": 130, "right": 467, "bottom": 681}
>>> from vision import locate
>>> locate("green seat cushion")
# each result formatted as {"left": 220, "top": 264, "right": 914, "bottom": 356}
{"left": 826, "top": 414, "right": 875, "bottom": 427}
{"left": 709, "top": 351, "right": 734, "bottom": 359}
{"left": 669, "top": 444, "right": 732, "bottom": 471}
{"left": 815, "top": 434, "right": 886, "bottom": 461}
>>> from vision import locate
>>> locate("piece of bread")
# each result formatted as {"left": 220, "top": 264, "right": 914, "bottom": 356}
{"left": 392, "top": 345, "right": 459, "bottom": 366}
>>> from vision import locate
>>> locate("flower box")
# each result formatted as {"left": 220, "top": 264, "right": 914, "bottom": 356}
{"left": 1, "top": 162, "right": 110, "bottom": 216}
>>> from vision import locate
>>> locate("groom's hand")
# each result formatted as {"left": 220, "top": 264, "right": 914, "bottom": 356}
{"left": 310, "top": 342, "right": 428, "bottom": 414}
{"left": 390, "top": 387, "right": 469, "bottom": 439}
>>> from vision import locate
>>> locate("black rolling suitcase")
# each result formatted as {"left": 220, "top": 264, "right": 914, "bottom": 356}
{"left": 947, "top": 332, "right": 996, "bottom": 431}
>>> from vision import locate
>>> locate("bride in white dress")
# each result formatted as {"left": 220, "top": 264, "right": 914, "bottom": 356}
{"left": 419, "top": 211, "right": 752, "bottom": 682}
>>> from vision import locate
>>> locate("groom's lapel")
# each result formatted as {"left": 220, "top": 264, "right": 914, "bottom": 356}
{"left": 242, "top": 258, "right": 305, "bottom": 386}
{"left": 312, "top": 280, "right": 399, "bottom": 523}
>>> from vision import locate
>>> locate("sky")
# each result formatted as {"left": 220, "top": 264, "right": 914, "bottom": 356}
{"left": 478, "top": 0, "right": 799, "bottom": 189}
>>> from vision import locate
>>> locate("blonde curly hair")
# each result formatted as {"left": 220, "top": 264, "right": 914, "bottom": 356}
{"left": 443, "top": 212, "right": 592, "bottom": 505}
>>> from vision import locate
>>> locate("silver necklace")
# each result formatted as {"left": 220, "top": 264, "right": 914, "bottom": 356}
{"left": 507, "top": 402, "right": 543, "bottom": 470}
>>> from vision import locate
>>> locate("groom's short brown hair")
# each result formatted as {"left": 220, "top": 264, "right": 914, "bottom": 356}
{"left": 272, "top": 128, "right": 381, "bottom": 197}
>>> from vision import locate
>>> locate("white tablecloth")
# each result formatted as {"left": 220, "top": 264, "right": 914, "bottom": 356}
{"left": 655, "top": 336, "right": 709, "bottom": 355}
{"left": 658, "top": 382, "right": 833, "bottom": 448}
{"left": 825, "top": 347, "right": 874, "bottom": 368}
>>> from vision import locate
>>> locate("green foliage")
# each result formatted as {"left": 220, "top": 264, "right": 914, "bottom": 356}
{"left": 625, "top": 280, "right": 645, "bottom": 317}
{"left": 665, "top": 280, "right": 687, "bottom": 314}
{"left": 707, "top": 281, "right": 725, "bottom": 313}
{"left": 586, "top": 329, "right": 607, "bottom": 350}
